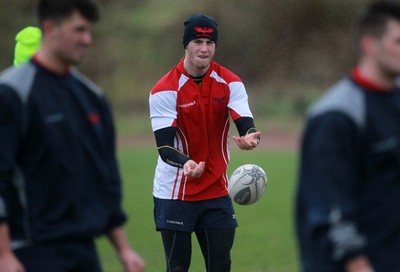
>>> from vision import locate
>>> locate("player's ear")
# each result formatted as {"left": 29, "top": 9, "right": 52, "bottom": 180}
{"left": 361, "top": 35, "right": 377, "bottom": 56}
{"left": 41, "top": 19, "right": 57, "bottom": 36}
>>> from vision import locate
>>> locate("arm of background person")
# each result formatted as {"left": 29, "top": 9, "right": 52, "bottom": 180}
{"left": 345, "top": 255, "right": 374, "bottom": 272}
{"left": 299, "top": 112, "right": 371, "bottom": 269}
{"left": 107, "top": 226, "right": 145, "bottom": 272}
{"left": 0, "top": 87, "right": 25, "bottom": 272}
{"left": 0, "top": 224, "right": 25, "bottom": 272}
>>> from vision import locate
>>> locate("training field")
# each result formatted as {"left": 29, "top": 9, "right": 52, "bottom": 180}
{"left": 96, "top": 147, "right": 300, "bottom": 271}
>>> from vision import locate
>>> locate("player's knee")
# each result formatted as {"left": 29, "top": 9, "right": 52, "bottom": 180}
{"left": 208, "top": 256, "right": 231, "bottom": 272}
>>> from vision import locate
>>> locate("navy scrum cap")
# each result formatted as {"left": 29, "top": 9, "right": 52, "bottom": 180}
{"left": 183, "top": 14, "right": 218, "bottom": 48}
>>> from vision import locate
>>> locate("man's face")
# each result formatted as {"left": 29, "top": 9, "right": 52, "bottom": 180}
{"left": 48, "top": 11, "right": 93, "bottom": 66}
{"left": 184, "top": 38, "right": 216, "bottom": 74}
{"left": 374, "top": 19, "right": 400, "bottom": 78}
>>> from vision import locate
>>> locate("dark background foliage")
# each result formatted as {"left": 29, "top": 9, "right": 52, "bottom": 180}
{"left": 0, "top": 0, "right": 374, "bottom": 117}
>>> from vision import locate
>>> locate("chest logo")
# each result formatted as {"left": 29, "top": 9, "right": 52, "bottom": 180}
{"left": 88, "top": 112, "right": 101, "bottom": 125}
{"left": 212, "top": 96, "right": 227, "bottom": 103}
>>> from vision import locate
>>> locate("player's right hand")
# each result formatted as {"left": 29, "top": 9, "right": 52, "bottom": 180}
{"left": 233, "top": 131, "right": 261, "bottom": 150}
{"left": 183, "top": 160, "right": 205, "bottom": 178}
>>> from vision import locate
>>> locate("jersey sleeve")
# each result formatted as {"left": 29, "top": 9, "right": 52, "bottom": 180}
{"left": 149, "top": 90, "right": 177, "bottom": 132}
{"left": 227, "top": 81, "right": 253, "bottom": 121}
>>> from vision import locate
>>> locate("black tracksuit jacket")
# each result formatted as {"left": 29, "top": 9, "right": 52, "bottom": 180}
{"left": 0, "top": 58, "right": 126, "bottom": 248}
{"left": 296, "top": 72, "right": 400, "bottom": 272}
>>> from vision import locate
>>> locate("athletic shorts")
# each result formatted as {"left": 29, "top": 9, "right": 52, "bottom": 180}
{"left": 14, "top": 239, "right": 102, "bottom": 272}
{"left": 154, "top": 195, "right": 238, "bottom": 232}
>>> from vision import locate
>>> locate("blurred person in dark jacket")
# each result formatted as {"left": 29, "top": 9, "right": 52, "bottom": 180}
{"left": 296, "top": 1, "right": 400, "bottom": 272}
{"left": 0, "top": 0, "right": 144, "bottom": 271}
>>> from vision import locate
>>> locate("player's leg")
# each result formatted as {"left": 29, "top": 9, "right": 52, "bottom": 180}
{"left": 195, "top": 228, "right": 235, "bottom": 272}
{"left": 72, "top": 239, "right": 103, "bottom": 272}
{"left": 154, "top": 197, "right": 199, "bottom": 271}
{"left": 193, "top": 196, "right": 238, "bottom": 272}
{"left": 161, "top": 230, "right": 192, "bottom": 272}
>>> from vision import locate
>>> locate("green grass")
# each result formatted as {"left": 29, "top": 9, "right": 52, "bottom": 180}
{"left": 96, "top": 147, "right": 300, "bottom": 272}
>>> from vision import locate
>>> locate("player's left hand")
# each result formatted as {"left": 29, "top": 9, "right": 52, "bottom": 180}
{"left": 345, "top": 255, "right": 374, "bottom": 272}
{"left": 233, "top": 131, "right": 261, "bottom": 150}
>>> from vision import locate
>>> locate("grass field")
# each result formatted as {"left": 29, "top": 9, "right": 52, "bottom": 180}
{"left": 96, "top": 146, "right": 300, "bottom": 272}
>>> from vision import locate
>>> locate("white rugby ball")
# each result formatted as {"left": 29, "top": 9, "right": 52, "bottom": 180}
{"left": 228, "top": 164, "right": 267, "bottom": 205}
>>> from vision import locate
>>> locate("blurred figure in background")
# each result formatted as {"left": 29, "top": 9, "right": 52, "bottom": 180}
{"left": 149, "top": 14, "right": 261, "bottom": 271}
{"left": 296, "top": 1, "right": 400, "bottom": 272}
{"left": 13, "top": 26, "right": 42, "bottom": 66}
{"left": 0, "top": 0, "right": 144, "bottom": 271}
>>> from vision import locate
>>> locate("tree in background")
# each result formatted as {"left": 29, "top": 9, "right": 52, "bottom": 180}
{"left": 0, "top": 0, "right": 371, "bottom": 116}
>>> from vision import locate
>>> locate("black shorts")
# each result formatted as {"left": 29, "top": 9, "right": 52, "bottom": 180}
{"left": 14, "top": 239, "right": 102, "bottom": 272}
{"left": 154, "top": 195, "right": 238, "bottom": 232}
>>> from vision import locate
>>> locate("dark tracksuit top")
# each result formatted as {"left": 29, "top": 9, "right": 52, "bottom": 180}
{"left": 296, "top": 70, "right": 400, "bottom": 272}
{"left": 0, "top": 57, "right": 126, "bottom": 249}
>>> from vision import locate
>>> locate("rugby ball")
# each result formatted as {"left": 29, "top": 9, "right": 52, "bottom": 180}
{"left": 228, "top": 164, "right": 267, "bottom": 205}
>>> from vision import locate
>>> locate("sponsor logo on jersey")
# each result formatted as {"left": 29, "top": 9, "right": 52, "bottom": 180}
{"left": 179, "top": 100, "right": 196, "bottom": 108}
{"left": 372, "top": 136, "right": 399, "bottom": 153}
{"left": 44, "top": 113, "right": 64, "bottom": 124}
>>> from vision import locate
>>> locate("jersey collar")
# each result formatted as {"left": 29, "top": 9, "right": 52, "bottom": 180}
{"left": 32, "top": 54, "right": 70, "bottom": 77}
{"left": 351, "top": 67, "right": 396, "bottom": 93}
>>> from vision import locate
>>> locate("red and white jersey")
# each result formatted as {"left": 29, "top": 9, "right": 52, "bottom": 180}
{"left": 149, "top": 58, "right": 253, "bottom": 201}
